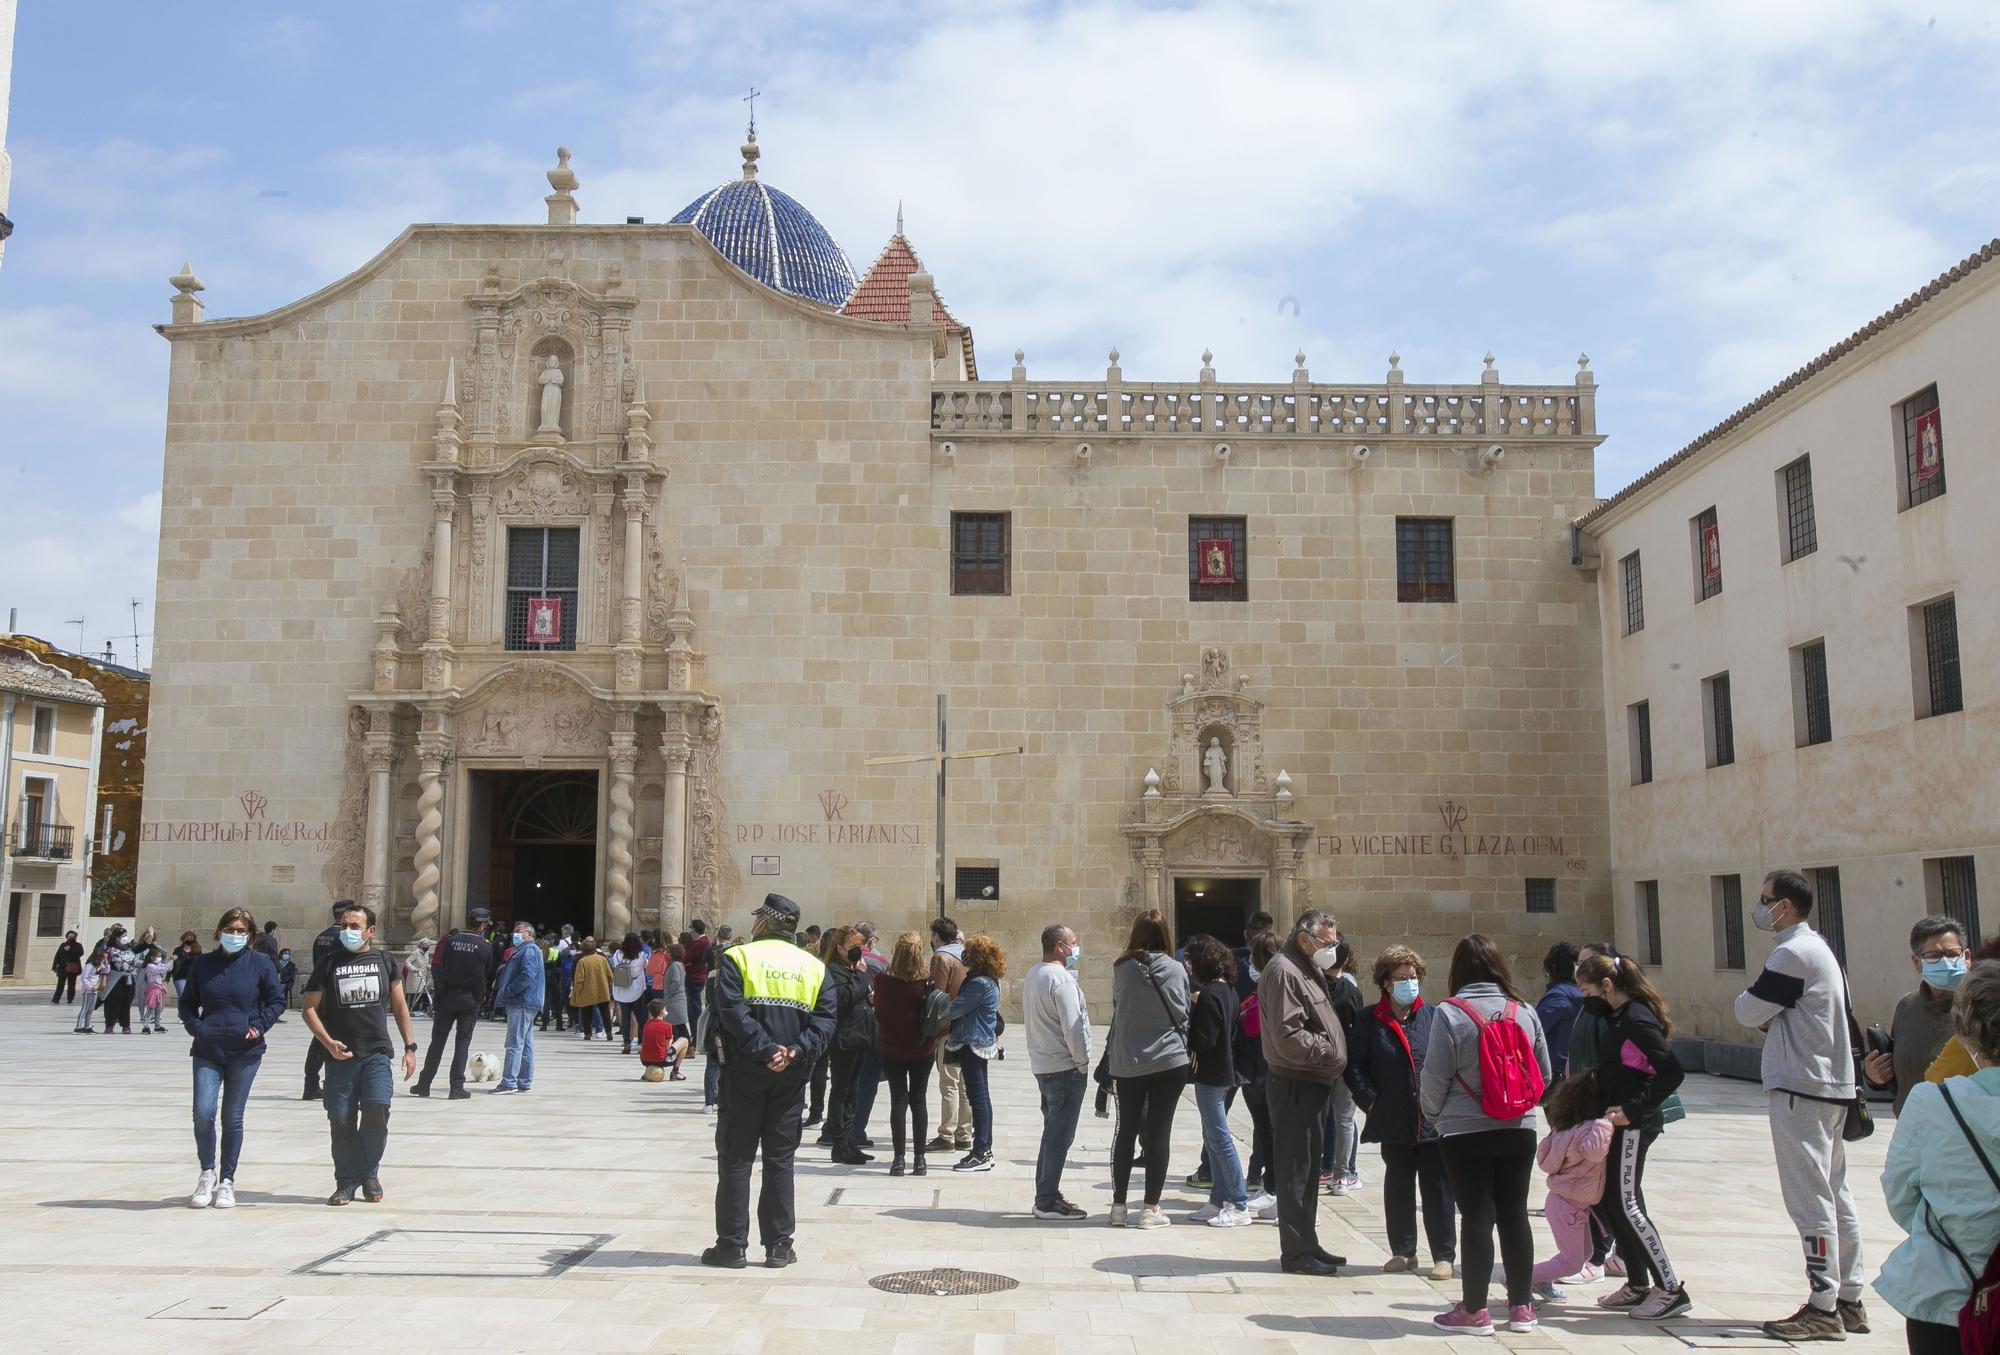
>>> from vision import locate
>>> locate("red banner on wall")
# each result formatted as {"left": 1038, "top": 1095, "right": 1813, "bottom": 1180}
{"left": 1913, "top": 407, "right": 1943, "bottom": 483}
{"left": 525, "top": 597, "right": 562, "bottom": 646}
{"left": 1196, "top": 538, "right": 1236, "bottom": 584}
{"left": 1700, "top": 523, "right": 1721, "bottom": 587}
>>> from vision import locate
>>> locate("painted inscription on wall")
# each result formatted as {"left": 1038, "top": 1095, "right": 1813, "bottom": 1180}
{"left": 141, "top": 787, "right": 343, "bottom": 853}
{"left": 1313, "top": 802, "right": 1585, "bottom": 872}
{"left": 733, "top": 789, "right": 925, "bottom": 851}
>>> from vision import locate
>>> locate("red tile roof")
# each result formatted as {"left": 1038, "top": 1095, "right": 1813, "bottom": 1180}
{"left": 841, "top": 233, "right": 977, "bottom": 378}
{"left": 1578, "top": 236, "right": 2000, "bottom": 531}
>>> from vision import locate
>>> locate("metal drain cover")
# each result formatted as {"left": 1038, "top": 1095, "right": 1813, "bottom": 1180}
{"left": 869, "top": 1267, "right": 1019, "bottom": 1297}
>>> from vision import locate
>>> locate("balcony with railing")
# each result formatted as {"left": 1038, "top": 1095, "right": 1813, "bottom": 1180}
{"left": 10, "top": 821, "right": 76, "bottom": 860}
{"left": 931, "top": 351, "right": 1599, "bottom": 441}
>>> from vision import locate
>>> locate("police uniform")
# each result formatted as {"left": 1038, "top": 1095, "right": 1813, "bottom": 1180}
{"left": 414, "top": 914, "right": 496, "bottom": 1097}
{"left": 706, "top": 894, "right": 837, "bottom": 1266}
{"left": 301, "top": 914, "right": 347, "bottom": 1098}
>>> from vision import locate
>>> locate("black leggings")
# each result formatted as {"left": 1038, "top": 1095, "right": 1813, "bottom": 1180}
{"left": 1600, "top": 1126, "right": 1676, "bottom": 1291}
{"left": 1439, "top": 1128, "right": 1537, "bottom": 1312}
{"left": 882, "top": 1056, "right": 933, "bottom": 1156}
{"left": 1906, "top": 1318, "right": 1961, "bottom": 1355}
{"left": 101, "top": 981, "right": 134, "bottom": 1030}
{"left": 1112, "top": 1068, "right": 1184, "bottom": 1207}
{"left": 620, "top": 999, "right": 649, "bottom": 1046}
{"left": 51, "top": 972, "right": 76, "bottom": 1002}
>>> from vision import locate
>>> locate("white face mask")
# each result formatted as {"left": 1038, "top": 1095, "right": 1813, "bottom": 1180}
{"left": 1311, "top": 944, "right": 1340, "bottom": 973}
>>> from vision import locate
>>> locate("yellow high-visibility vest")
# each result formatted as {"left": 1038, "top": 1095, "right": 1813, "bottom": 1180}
{"left": 727, "top": 937, "right": 824, "bottom": 1013}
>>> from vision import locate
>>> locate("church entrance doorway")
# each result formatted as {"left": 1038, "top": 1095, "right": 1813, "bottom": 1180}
{"left": 1172, "top": 875, "right": 1261, "bottom": 950}
{"left": 466, "top": 770, "right": 599, "bottom": 938}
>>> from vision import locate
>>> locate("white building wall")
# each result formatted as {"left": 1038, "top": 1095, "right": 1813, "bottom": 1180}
{"left": 1584, "top": 261, "right": 2000, "bottom": 1046}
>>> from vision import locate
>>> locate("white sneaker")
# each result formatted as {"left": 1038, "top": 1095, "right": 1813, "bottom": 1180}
{"left": 1340, "top": 1173, "right": 1362, "bottom": 1192}
{"left": 1209, "top": 1204, "right": 1253, "bottom": 1228}
{"left": 1246, "top": 1191, "right": 1275, "bottom": 1212}
{"left": 1327, "top": 1175, "right": 1350, "bottom": 1196}
{"left": 1557, "top": 1263, "right": 1602, "bottom": 1285}
{"left": 1188, "top": 1202, "right": 1223, "bottom": 1223}
{"left": 1109, "top": 1204, "right": 1130, "bottom": 1227}
{"left": 190, "top": 1170, "right": 215, "bottom": 1209}
{"left": 1134, "top": 1205, "right": 1170, "bottom": 1229}
{"left": 213, "top": 1179, "right": 236, "bottom": 1209}
{"left": 1253, "top": 1197, "right": 1279, "bottom": 1220}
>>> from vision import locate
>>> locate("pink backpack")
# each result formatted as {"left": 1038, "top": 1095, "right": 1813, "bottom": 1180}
{"left": 1238, "top": 992, "right": 1261, "bottom": 1039}
{"left": 1443, "top": 997, "right": 1545, "bottom": 1119}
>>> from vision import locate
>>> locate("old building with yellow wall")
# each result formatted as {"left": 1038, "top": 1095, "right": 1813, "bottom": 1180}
{"left": 2, "top": 644, "right": 105, "bottom": 981}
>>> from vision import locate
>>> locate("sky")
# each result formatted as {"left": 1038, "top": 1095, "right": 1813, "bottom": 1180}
{"left": 3, "top": 0, "right": 1997, "bottom": 666}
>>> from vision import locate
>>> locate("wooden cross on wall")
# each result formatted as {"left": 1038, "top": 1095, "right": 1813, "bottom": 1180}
{"left": 864, "top": 694, "right": 1024, "bottom": 919}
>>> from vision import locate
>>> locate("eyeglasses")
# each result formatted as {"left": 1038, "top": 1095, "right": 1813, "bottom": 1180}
{"left": 1757, "top": 896, "right": 1780, "bottom": 907}
{"left": 1917, "top": 949, "right": 1965, "bottom": 963}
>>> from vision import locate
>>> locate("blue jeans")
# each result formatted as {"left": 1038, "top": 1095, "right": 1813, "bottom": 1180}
{"left": 1196, "top": 1082, "right": 1248, "bottom": 1208}
{"left": 192, "top": 1056, "right": 260, "bottom": 1180}
{"left": 322, "top": 1052, "right": 394, "bottom": 1188}
{"left": 1034, "top": 1069, "right": 1087, "bottom": 1209}
{"left": 501, "top": 1006, "right": 536, "bottom": 1088}
{"left": 955, "top": 1050, "right": 993, "bottom": 1156}
{"left": 704, "top": 1049, "right": 722, "bottom": 1105}
{"left": 1323, "top": 1076, "right": 1358, "bottom": 1175}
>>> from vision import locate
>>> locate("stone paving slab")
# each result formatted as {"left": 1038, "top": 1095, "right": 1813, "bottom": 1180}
{"left": 0, "top": 992, "right": 1912, "bottom": 1353}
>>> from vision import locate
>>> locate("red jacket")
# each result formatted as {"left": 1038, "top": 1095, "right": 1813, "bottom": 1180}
{"left": 640, "top": 1017, "right": 673, "bottom": 1063}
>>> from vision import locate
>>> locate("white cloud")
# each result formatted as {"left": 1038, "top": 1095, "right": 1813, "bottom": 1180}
{"left": 236, "top": 15, "right": 326, "bottom": 72}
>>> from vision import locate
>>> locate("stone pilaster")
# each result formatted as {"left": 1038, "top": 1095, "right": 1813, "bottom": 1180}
{"left": 360, "top": 717, "right": 399, "bottom": 921}
{"left": 658, "top": 713, "right": 691, "bottom": 937}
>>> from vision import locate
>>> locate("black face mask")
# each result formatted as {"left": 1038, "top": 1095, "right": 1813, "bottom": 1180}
{"left": 846, "top": 946, "right": 864, "bottom": 965}
{"left": 1581, "top": 996, "right": 1614, "bottom": 1018}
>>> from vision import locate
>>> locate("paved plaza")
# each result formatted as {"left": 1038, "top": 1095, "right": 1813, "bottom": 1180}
{"left": 0, "top": 990, "right": 1912, "bottom": 1354}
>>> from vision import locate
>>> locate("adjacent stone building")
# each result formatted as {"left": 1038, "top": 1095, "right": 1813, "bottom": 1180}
{"left": 142, "top": 135, "right": 1610, "bottom": 1007}
{"left": 1579, "top": 239, "right": 1999, "bottom": 1050}
{"left": 2, "top": 643, "right": 105, "bottom": 981}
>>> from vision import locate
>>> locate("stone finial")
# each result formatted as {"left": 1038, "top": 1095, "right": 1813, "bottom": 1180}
{"left": 907, "top": 269, "right": 936, "bottom": 326}
{"left": 1292, "top": 349, "right": 1309, "bottom": 382}
{"left": 896, "top": 199, "right": 904, "bottom": 237}
{"left": 1576, "top": 352, "right": 1595, "bottom": 388}
{"left": 1011, "top": 349, "right": 1027, "bottom": 381}
{"left": 740, "top": 132, "right": 760, "bottom": 181}
{"left": 1481, "top": 351, "right": 1498, "bottom": 383}
{"left": 441, "top": 356, "right": 459, "bottom": 408}
{"left": 545, "top": 147, "right": 579, "bottom": 226}
{"left": 433, "top": 357, "right": 463, "bottom": 461}
{"left": 624, "top": 380, "right": 653, "bottom": 460}
{"left": 1107, "top": 347, "right": 1122, "bottom": 381}
{"left": 169, "top": 262, "right": 205, "bottom": 323}
{"left": 1275, "top": 768, "right": 1293, "bottom": 802}
{"left": 1199, "top": 349, "right": 1216, "bottom": 382}
{"left": 1577, "top": 353, "right": 1590, "bottom": 370}
{"left": 1143, "top": 767, "right": 1162, "bottom": 799}
{"left": 1386, "top": 350, "right": 1403, "bottom": 385}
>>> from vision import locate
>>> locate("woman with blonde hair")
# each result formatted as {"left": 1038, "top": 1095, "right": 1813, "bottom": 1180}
{"left": 945, "top": 934, "right": 1006, "bottom": 1172}
{"left": 872, "top": 931, "right": 941, "bottom": 1175}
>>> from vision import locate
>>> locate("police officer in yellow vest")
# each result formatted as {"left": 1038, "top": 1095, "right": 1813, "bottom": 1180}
{"left": 702, "top": 893, "right": 838, "bottom": 1270}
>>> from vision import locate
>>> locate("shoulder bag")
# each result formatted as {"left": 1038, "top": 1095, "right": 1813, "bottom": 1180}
{"left": 1141, "top": 961, "right": 1198, "bottom": 1079}
{"left": 1930, "top": 1082, "right": 2000, "bottom": 1354}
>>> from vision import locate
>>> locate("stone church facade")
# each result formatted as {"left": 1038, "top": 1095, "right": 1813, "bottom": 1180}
{"left": 143, "top": 138, "right": 1610, "bottom": 1007}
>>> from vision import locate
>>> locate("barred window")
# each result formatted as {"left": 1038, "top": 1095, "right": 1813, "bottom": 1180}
{"left": 1706, "top": 672, "right": 1735, "bottom": 768}
{"left": 1525, "top": 878, "right": 1556, "bottom": 914}
{"left": 1782, "top": 457, "right": 1817, "bottom": 562}
{"left": 1629, "top": 701, "right": 1653, "bottom": 786}
{"left": 35, "top": 893, "right": 66, "bottom": 938}
{"left": 954, "top": 865, "right": 1000, "bottom": 901}
{"left": 1692, "top": 506, "right": 1722, "bottom": 602}
{"left": 950, "top": 512, "right": 1010, "bottom": 597}
{"left": 1188, "top": 516, "right": 1248, "bottom": 603}
{"left": 1714, "top": 874, "right": 1745, "bottom": 971}
{"left": 1638, "top": 880, "right": 1663, "bottom": 966}
{"left": 1812, "top": 867, "right": 1847, "bottom": 967}
{"left": 1935, "top": 856, "right": 1980, "bottom": 940}
{"left": 1901, "top": 385, "right": 1946, "bottom": 509}
{"left": 1621, "top": 552, "right": 1644, "bottom": 635}
{"left": 1921, "top": 595, "right": 1963, "bottom": 718}
{"left": 1395, "top": 518, "right": 1455, "bottom": 603}
{"left": 1796, "top": 640, "right": 1832, "bottom": 746}
{"left": 505, "top": 526, "right": 580, "bottom": 651}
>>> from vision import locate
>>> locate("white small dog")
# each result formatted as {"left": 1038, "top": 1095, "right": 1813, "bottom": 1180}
{"left": 466, "top": 1052, "right": 500, "bottom": 1083}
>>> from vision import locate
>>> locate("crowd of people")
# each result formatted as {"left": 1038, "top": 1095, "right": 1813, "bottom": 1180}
{"left": 50, "top": 870, "right": 2000, "bottom": 1352}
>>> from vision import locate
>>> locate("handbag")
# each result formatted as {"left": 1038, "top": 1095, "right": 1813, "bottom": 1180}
{"left": 1930, "top": 1082, "right": 2000, "bottom": 1354}
{"left": 1141, "top": 960, "right": 1198, "bottom": 1079}
{"left": 1836, "top": 978, "right": 1873, "bottom": 1142}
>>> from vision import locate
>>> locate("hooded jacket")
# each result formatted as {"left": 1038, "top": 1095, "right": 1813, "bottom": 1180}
{"left": 1419, "top": 981, "right": 1552, "bottom": 1136}
{"left": 1109, "top": 951, "right": 1190, "bottom": 1078}
{"left": 1538, "top": 1117, "right": 1614, "bottom": 1206}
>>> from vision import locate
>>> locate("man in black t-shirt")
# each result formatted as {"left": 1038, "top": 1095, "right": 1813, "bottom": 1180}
{"left": 302, "top": 901, "right": 352, "bottom": 1100}
{"left": 414, "top": 906, "right": 496, "bottom": 1099}
{"left": 303, "top": 902, "right": 416, "bottom": 1206}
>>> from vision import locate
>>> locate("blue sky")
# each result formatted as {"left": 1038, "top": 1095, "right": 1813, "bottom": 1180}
{"left": 3, "top": 0, "right": 1997, "bottom": 663}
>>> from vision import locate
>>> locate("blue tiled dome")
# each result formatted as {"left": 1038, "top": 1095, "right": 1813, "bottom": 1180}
{"left": 671, "top": 139, "right": 856, "bottom": 308}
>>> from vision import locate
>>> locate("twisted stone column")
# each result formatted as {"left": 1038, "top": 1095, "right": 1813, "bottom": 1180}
{"left": 410, "top": 738, "right": 447, "bottom": 940}
{"left": 604, "top": 734, "right": 638, "bottom": 939}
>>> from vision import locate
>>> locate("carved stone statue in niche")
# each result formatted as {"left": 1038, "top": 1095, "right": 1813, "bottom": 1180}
{"left": 1203, "top": 736, "right": 1230, "bottom": 795}
{"left": 537, "top": 355, "right": 565, "bottom": 435}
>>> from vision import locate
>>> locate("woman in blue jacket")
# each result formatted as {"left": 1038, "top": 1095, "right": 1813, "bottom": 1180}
{"left": 177, "top": 907, "right": 285, "bottom": 1210}
{"left": 944, "top": 933, "right": 1004, "bottom": 1174}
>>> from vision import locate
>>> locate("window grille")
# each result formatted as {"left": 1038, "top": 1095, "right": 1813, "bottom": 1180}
{"left": 1640, "top": 881, "right": 1662, "bottom": 966}
{"left": 1923, "top": 596, "right": 1963, "bottom": 717}
{"left": 1717, "top": 874, "right": 1745, "bottom": 970}
{"left": 1525, "top": 878, "right": 1556, "bottom": 914}
{"left": 1939, "top": 856, "right": 1980, "bottom": 939}
{"left": 1783, "top": 457, "right": 1818, "bottom": 561}
{"left": 1901, "top": 385, "right": 1946, "bottom": 508}
{"left": 35, "top": 894, "right": 65, "bottom": 938}
{"left": 1801, "top": 641, "right": 1832, "bottom": 746}
{"left": 954, "top": 866, "right": 1000, "bottom": 901}
{"left": 1621, "top": 552, "right": 1644, "bottom": 635}
{"left": 504, "top": 526, "right": 580, "bottom": 651}
{"left": 1812, "top": 867, "right": 1846, "bottom": 967}
{"left": 1188, "top": 516, "right": 1248, "bottom": 603}
{"left": 949, "top": 512, "right": 1010, "bottom": 596}
{"left": 1709, "top": 673, "right": 1734, "bottom": 767}
{"left": 1395, "top": 518, "right": 1456, "bottom": 603}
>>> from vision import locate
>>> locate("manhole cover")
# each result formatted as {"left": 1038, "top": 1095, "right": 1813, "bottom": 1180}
{"left": 869, "top": 1267, "right": 1019, "bottom": 1297}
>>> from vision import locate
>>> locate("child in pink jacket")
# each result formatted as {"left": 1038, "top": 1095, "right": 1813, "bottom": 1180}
{"left": 1532, "top": 1073, "right": 1614, "bottom": 1298}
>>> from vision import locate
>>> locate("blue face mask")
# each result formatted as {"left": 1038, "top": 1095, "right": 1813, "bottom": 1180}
{"left": 339, "top": 928, "right": 366, "bottom": 952}
{"left": 1064, "top": 946, "right": 1080, "bottom": 971}
{"left": 217, "top": 933, "right": 248, "bottom": 954}
{"left": 1923, "top": 956, "right": 1968, "bottom": 990}
{"left": 1390, "top": 978, "right": 1421, "bottom": 1007}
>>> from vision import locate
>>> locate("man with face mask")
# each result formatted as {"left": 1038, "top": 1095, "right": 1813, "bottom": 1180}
{"left": 1023, "top": 923, "right": 1090, "bottom": 1220}
{"left": 302, "top": 903, "right": 417, "bottom": 1206}
{"left": 702, "top": 894, "right": 838, "bottom": 1271}
{"left": 493, "top": 919, "right": 546, "bottom": 1093}
{"left": 1259, "top": 909, "right": 1348, "bottom": 1276}
{"left": 1734, "top": 869, "right": 1866, "bottom": 1342}
{"left": 1859, "top": 916, "right": 1965, "bottom": 1116}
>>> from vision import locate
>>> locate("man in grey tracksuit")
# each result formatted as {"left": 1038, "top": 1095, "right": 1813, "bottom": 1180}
{"left": 1733, "top": 869, "right": 1866, "bottom": 1343}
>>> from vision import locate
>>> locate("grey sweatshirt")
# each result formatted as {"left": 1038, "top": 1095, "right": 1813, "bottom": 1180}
{"left": 1109, "top": 951, "right": 1191, "bottom": 1078}
{"left": 1734, "top": 921, "right": 1853, "bottom": 1100}
{"left": 1022, "top": 960, "right": 1091, "bottom": 1075}
{"left": 1419, "top": 983, "right": 1553, "bottom": 1137}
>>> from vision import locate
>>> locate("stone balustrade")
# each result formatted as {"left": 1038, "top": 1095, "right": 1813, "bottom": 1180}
{"left": 931, "top": 379, "right": 1595, "bottom": 439}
